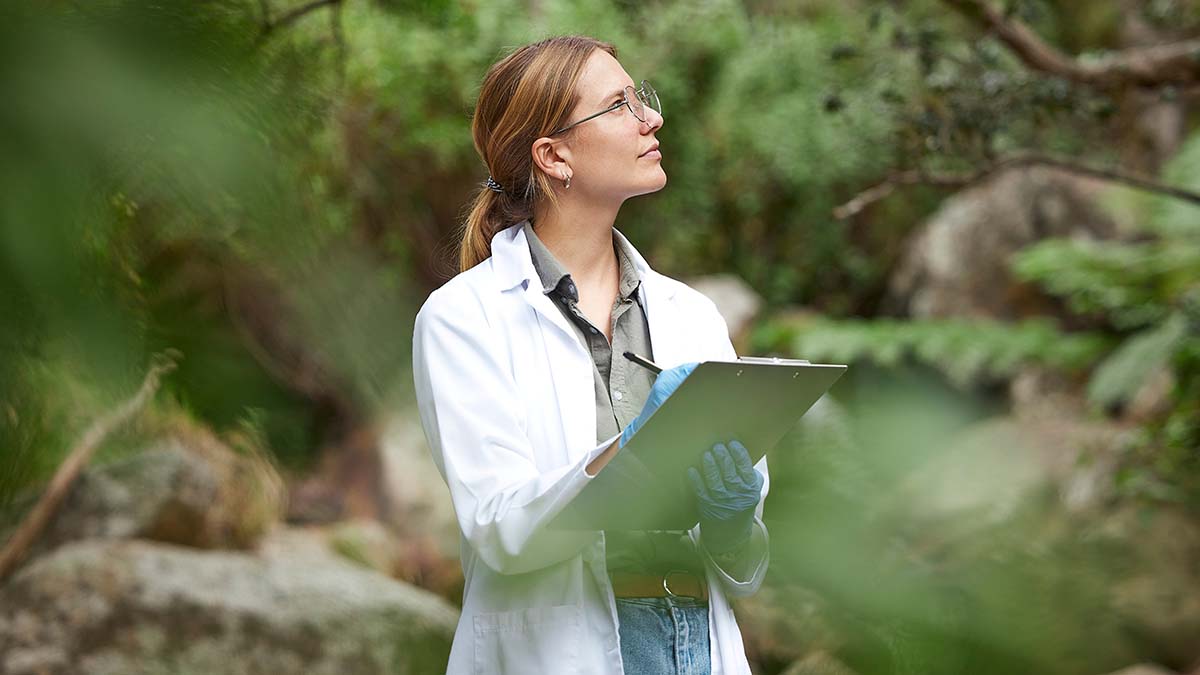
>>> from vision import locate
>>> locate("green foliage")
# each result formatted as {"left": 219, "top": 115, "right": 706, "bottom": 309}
{"left": 4, "top": 2, "right": 1199, "bottom": 673}
{"left": 0, "top": 0, "right": 393, "bottom": 492}
{"left": 1012, "top": 238, "right": 1200, "bottom": 330}
{"left": 317, "top": 0, "right": 924, "bottom": 309}
{"left": 757, "top": 317, "right": 1109, "bottom": 387}
{"left": 1012, "top": 129, "right": 1200, "bottom": 424}
{"left": 1087, "top": 314, "right": 1190, "bottom": 408}
{"left": 1141, "top": 130, "right": 1200, "bottom": 238}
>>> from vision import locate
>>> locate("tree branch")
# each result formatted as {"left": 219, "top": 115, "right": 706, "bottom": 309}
{"left": 941, "top": 0, "right": 1200, "bottom": 88}
{"left": 256, "top": 0, "right": 341, "bottom": 45}
{"left": 0, "top": 351, "right": 180, "bottom": 582}
{"left": 833, "top": 151, "right": 1200, "bottom": 219}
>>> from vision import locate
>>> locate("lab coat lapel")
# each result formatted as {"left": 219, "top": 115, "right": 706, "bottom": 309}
{"left": 527, "top": 283, "right": 596, "bottom": 453}
{"left": 491, "top": 224, "right": 596, "bottom": 455}
{"left": 641, "top": 272, "right": 689, "bottom": 369}
{"left": 492, "top": 224, "right": 582, "bottom": 350}
{"left": 609, "top": 228, "right": 686, "bottom": 368}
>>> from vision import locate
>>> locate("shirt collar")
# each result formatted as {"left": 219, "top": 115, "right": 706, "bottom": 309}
{"left": 522, "top": 220, "right": 643, "bottom": 303}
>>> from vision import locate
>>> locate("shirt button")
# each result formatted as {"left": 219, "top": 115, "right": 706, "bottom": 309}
{"left": 613, "top": 390, "right": 624, "bottom": 401}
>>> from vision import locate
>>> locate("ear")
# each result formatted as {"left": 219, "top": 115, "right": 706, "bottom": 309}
{"left": 530, "top": 136, "right": 572, "bottom": 183}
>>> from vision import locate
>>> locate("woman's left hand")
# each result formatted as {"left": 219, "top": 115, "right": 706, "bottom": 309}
{"left": 687, "top": 440, "right": 763, "bottom": 555}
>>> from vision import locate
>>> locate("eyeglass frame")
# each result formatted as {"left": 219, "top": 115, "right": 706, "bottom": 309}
{"left": 548, "top": 80, "right": 659, "bottom": 137}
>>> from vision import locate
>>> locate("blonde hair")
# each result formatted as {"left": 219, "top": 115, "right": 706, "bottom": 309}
{"left": 459, "top": 36, "right": 617, "bottom": 272}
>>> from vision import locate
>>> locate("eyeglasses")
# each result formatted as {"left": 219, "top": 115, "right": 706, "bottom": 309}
{"left": 549, "top": 80, "right": 660, "bottom": 136}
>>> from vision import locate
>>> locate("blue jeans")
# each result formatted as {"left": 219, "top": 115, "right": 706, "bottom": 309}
{"left": 615, "top": 596, "right": 711, "bottom": 674}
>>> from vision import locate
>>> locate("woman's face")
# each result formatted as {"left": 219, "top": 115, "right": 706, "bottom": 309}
{"left": 559, "top": 50, "right": 666, "bottom": 201}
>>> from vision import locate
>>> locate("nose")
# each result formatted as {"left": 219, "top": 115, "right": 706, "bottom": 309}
{"left": 642, "top": 105, "right": 663, "bottom": 133}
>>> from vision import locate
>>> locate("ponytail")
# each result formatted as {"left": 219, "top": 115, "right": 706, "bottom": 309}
{"left": 459, "top": 188, "right": 512, "bottom": 272}
{"left": 457, "top": 36, "right": 616, "bottom": 272}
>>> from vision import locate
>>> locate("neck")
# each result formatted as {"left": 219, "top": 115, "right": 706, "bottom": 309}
{"left": 531, "top": 194, "right": 621, "bottom": 287}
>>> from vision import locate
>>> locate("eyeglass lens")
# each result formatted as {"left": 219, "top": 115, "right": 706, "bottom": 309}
{"left": 626, "top": 80, "right": 660, "bottom": 122}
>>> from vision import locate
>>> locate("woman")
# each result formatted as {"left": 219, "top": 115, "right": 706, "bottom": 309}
{"left": 413, "top": 35, "right": 769, "bottom": 675}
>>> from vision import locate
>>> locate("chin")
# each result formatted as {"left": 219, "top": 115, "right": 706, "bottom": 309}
{"left": 637, "top": 169, "right": 668, "bottom": 196}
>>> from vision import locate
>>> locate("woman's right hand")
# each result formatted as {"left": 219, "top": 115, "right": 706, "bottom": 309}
{"left": 619, "top": 362, "right": 698, "bottom": 448}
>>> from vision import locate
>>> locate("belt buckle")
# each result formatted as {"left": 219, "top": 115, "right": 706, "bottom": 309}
{"left": 662, "top": 569, "right": 695, "bottom": 599}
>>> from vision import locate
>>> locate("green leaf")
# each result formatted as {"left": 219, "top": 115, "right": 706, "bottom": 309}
{"left": 1087, "top": 313, "right": 1188, "bottom": 407}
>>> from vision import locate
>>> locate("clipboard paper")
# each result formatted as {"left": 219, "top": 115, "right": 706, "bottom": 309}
{"left": 550, "top": 359, "right": 846, "bottom": 531}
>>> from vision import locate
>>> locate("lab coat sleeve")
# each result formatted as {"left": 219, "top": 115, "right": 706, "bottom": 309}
{"left": 692, "top": 294, "right": 771, "bottom": 597}
{"left": 413, "top": 287, "right": 610, "bottom": 576}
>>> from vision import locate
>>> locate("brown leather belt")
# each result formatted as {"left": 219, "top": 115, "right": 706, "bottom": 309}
{"left": 610, "top": 570, "right": 708, "bottom": 601}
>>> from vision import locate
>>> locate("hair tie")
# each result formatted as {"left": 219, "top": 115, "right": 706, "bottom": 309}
{"left": 485, "top": 175, "right": 505, "bottom": 194}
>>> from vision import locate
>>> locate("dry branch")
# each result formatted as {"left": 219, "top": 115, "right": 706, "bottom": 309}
{"left": 941, "top": 0, "right": 1200, "bottom": 89}
{"left": 833, "top": 152, "right": 1200, "bottom": 219}
{"left": 256, "top": 0, "right": 341, "bottom": 44}
{"left": 0, "top": 351, "right": 180, "bottom": 582}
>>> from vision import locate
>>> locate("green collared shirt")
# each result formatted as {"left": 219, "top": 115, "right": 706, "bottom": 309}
{"left": 523, "top": 221, "right": 705, "bottom": 576}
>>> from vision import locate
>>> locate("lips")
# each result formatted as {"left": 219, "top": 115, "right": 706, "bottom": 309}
{"left": 639, "top": 143, "right": 660, "bottom": 158}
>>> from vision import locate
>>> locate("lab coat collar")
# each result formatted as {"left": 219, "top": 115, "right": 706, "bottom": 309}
{"left": 489, "top": 221, "right": 676, "bottom": 302}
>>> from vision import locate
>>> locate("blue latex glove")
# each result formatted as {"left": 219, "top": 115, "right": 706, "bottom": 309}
{"left": 619, "top": 362, "right": 698, "bottom": 448}
{"left": 687, "top": 440, "right": 764, "bottom": 554}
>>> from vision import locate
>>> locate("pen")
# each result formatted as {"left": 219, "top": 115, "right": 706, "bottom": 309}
{"left": 622, "top": 351, "right": 663, "bottom": 374}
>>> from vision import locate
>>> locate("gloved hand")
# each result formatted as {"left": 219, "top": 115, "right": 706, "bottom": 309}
{"left": 687, "top": 440, "right": 764, "bottom": 555}
{"left": 619, "top": 362, "right": 698, "bottom": 448}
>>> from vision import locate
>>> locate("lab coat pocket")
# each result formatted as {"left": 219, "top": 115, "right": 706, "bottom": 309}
{"left": 473, "top": 603, "right": 582, "bottom": 674}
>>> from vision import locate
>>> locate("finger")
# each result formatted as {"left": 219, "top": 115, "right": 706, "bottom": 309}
{"left": 662, "top": 362, "right": 699, "bottom": 390}
{"left": 713, "top": 443, "right": 740, "bottom": 485}
{"left": 729, "top": 440, "right": 757, "bottom": 485}
{"left": 687, "top": 467, "right": 711, "bottom": 502}
{"left": 701, "top": 450, "right": 725, "bottom": 492}
{"left": 648, "top": 362, "right": 699, "bottom": 408}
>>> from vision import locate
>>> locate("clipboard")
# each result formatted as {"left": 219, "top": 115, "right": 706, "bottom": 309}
{"left": 549, "top": 358, "right": 847, "bottom": 531}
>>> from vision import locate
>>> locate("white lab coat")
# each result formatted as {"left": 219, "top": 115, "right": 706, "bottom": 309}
{"left": 413, "top": 223, "right": 770, "bottom": 675}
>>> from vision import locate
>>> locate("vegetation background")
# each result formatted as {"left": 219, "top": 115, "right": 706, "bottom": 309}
{"left": 1, "top": 0, "right": 1198, "bottom": 673}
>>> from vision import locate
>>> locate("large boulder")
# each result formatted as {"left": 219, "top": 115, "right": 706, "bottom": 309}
{"left": 0, "top": 538, "right": 458, "bottom": 675}
{"left": 886, "top": 167, "right": 1119, "bottom": 320}
{"left": 892, "top": 414, "right": 1127, "bottom": 520}
{"left": 378, "top": 410, "right": 466, "bottom": 601}
{"left": 689, "top": 274, "right": 764, "bottom": 347}
{"left": 0, "top": 431, "right": 284, "bottom": 558}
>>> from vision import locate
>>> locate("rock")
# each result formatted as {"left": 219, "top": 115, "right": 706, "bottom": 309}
{"left": 379, "top": 411, "right": 457, "bottom": 553}
{"left": 0, "top": 538, "right": 458, "bottom": 675}
{"left": 260, "top": 521, "right": 463, "bottom": 605}
{"left": 378, "top": 410, "right": 465, "bottom": 600}
{"left": 327, "top": 518, "right": 401, "bottom": 575}
{"left": 1124, "top": 367, "right": 1176, "bottom": 424}
{"left": 0, "top": 430, "right": 284, "bottom": 559}
{"left": 688, "top": 274, "right": 763, "bottom": 344}
{"left": 1008, "top": 365, "right": 1087, "bottom": 424}
{"left": 286, "top": 426, "right": 390, "bottom": 525}
{"left": 892, "top": 413, "right": 1126, "bottom": 520}
{"left": 256, "top": 525, "right": 342, "bottom": 565}
{"left": 887, "top": 167, "right": 1119, "bottom": 321}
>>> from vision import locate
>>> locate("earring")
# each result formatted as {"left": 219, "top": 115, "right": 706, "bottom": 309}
{"left": 564, "top": 174, "right": 572, "bottom": 189}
